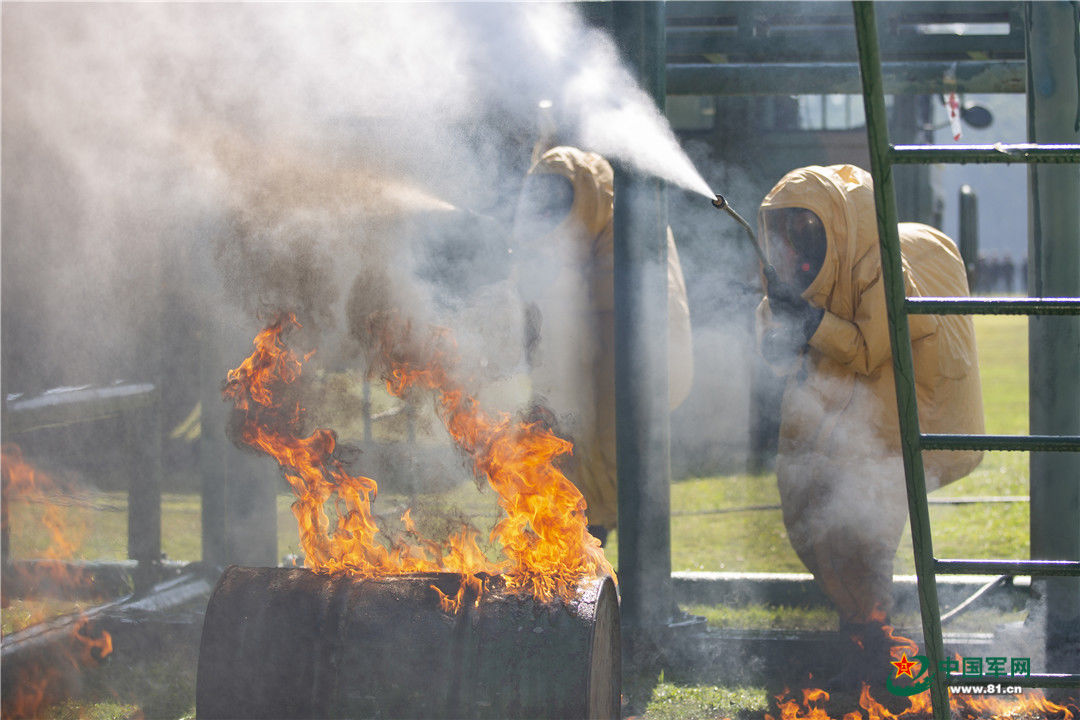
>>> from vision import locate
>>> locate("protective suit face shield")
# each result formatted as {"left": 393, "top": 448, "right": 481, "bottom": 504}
{"left": 511, "top": 171, "right": 577, "bottom": 306}
{"left": 512, "top": 172, "right": 575, "bottom": 244}
{"left": 760, "top": 207, "right": 828, "bottom": 293}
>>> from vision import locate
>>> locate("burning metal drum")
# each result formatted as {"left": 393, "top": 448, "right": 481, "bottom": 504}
{"left": 196, "top": 566, "right": 620, "bottom": 719}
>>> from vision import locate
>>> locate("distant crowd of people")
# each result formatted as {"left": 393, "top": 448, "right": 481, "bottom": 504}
{"left": 973, "top": 253, "right": 1025, "bottom": 294}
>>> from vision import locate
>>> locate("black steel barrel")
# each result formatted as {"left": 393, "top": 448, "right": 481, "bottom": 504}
{"left": 195, "top": 566, "right": 620, "bottom": 719}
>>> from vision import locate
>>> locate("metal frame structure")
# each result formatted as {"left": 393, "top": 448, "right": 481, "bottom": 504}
{"left": 610, "top": 1, "right": 677, "bottom": 636}
{"left": 666, "top": 1, "right": 1026, "bottom": 95}
{"left": 853, "top": 2, "right": 1080, "bottom": 716}
{"left": 611, "top": 0, "right": 1080, "bottom": 650}
{"left": 2, "top": 383, "right": 164, "bottom": 595}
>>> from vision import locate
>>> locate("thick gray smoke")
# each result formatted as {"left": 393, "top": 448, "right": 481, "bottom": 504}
{"left": 3, "top": 3, "right": 712, "bottom": 392}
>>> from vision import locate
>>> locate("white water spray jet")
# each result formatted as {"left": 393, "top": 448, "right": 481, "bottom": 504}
{"left": 4, "top": 2, "right": 725, "bottom": 394}
{"left": 546, "top": 8, "right": 715, "bottom": 199}
{"left": 581, "top": 99, "right": 716, "bottom": 199}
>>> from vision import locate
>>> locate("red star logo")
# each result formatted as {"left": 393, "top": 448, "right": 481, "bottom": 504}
{"left": 891, "top": 652, "right": 919, "bottom": 679}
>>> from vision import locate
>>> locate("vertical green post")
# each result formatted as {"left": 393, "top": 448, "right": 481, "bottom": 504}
{"left": 1, "top": 389, "right": 9, "bottom": 588}
{"left": 958, "top": 185, "right": 979, "bottom": 290}
{"left": 225, "top": 452, "right": 279, "bottom": 568}
{"left": 199, "top": 323, "right": 229, "bottom": 571}
{"left": 852, "top": 4, "right": 950, "bottom": 718}
{"left": 202, "top": 317, "right": 279, "bottom": 570}
{"left": 128, "top": 391, "right": 163, "bottom": 593}
{"left": 890, "top": 95, "right": 935, "bottom": 223}
{"left": 362, "top": 380, "right": 373, "bottom": 444}
{"left": 1026, "top": 1, "right": 1080, "bottom": 681}
{"left": 222, "top": 315, "right": 278, "bottom": 568}
{"left": 611, "top": 0, "right": 674, "bottom": 634}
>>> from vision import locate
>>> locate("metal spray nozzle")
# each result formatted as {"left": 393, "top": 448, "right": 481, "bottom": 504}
{"left": 711, "top": 193, "right": 769, "bottom": 268}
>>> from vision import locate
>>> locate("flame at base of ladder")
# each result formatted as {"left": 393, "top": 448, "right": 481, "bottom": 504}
{"left": 766, "top": 684, "right": 1077, "bottom": 720}
{"left": 765, "top": 623, "right": 1077, "bottom": 719}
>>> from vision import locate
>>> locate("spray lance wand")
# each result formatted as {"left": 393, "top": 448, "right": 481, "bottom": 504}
{"left": 710, "top": 194, "right": 781, "bottom": 291}
{"left": 712, "top": 193, "right": 824, "bottom": 357}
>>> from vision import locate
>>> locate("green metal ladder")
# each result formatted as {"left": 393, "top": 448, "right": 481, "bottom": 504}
{"left": 851, "top": 3, "right": 1080, "bottom": 718}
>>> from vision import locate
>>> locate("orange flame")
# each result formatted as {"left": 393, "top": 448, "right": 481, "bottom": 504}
{"left": 224, "top": 314, "right": 613, "bottom": 608}
{"left": 2, "top": 668, "right": 59, "bottom": 720}
{"left": 379, "top": 316, "right": 612, "bottom": 603}
{"left": 765, "top": 677, "right": 1077, "bottom": 719}
{"left": 955, "top": 691, "right": 1077, "bottom": 719}
{"left": 2, "top": 444, "right": 87, "bottom": 588}
{"left": 1, "top": 445, "right": 114, "bottom": 719}
{"left": 768, "top": 682, "right": 1077, "bottom": 720}
{"left": 73, "top": 616, "right": 114, "bottom": 665}
{"left": 766, "top": 687, "right": 835, "bottom": 720}
{"left": 766, "top": 623, "right": 1078, "bottom": 719}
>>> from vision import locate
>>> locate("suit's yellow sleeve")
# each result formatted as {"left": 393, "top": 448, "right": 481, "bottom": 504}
{"left": 807, "top": 269, "right": 891, "bottom": 377}
{"left": 806, "top": 254, "right": 938, "bottom": 378}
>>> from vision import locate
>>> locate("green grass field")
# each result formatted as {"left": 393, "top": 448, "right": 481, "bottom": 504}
{"left": 5, "top": 316, "right": 1030, "bottom": 575}
{"left": 2, "top": 315, "right": 1035, "bottom": 719}
{"left": 603, "top": 315, "right": 1031, "bottom": 578}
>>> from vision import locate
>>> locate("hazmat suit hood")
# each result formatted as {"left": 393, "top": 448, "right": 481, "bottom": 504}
{"left": 760, "top": 164, "right": 974, "bottom": 375}
{"left": 759, "top": 164, "right": 877, "bottom": 317}
{"left": 527, "top": 146, "right": 614, "bottom": 244}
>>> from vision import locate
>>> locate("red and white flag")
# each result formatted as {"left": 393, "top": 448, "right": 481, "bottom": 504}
{"left": 947, "top": 91, "right": 963, "bottom": 141}
{"left": 944, "top": 64, "right": 962, "bottom": 141}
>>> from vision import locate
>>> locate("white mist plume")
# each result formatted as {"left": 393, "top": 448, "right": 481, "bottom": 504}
{"left": 4, "top": 3, "right": 714, "bottom": 385}
{"left": 567, "top": 37, "right": 715, "bottom": 198}
{"left": 4, "top": 1, "right": 746, "bottom": 497}
{"left": 469, "top": 3, "right": 715, "bottom": 197}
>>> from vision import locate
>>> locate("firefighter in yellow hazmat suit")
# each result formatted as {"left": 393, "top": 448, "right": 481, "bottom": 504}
{"left": 755, "top": 164, "right": 984, "bottom": 645}
{"left": 512, "top": 145, "right": 693, "bottom": 544}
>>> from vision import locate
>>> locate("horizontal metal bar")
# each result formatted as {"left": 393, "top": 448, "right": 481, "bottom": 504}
{"left": 668, "top": 495, "right": 1031, "bottom": 518}
{"left": 4, "top": 383, "right": 157, "bottom": 434}
{"left": 667, "top": 28, "right": 1022, "bottom": 62}
{"left": 665, "top": 1, "right": 1019, "bottom": 25}
{"left": 665, "top": 1, "right": 855, "bottom": 20}
{"left": 935, "top": 559, "right": 1080, "bottom": 577}
{"left": 944, "top": 673, "right": 1080, "bottom": 690}
{"left": 907, "top": 297, "right": 1080, "bottom": 315}
{"left": 921, "top": 434, "right": 1080, "bottom": 452}
{"left": 665, "top": 60, "right": 1024, "bottom": 95}
{"left": 1, "top": 572, "right": 213, "bottom": 660}
{"left": 890, "top": 144, "right": 1080, "bottom": 164}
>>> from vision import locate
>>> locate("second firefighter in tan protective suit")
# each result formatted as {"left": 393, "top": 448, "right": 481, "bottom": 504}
{"left": 755, "top": 165, "right": 984, "bottom": 636}
{"left": 513, "top": 145, "right": 693, "bottom": 544}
